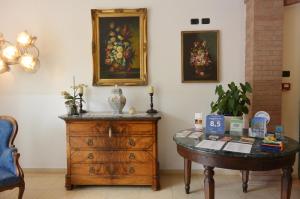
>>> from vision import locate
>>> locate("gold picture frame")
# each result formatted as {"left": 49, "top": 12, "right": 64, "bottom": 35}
{"left": 91, "top": 8, "right": 148, "bottom": 86}
{"left": 181, "top": 30, "right": 219, "bottom": 83}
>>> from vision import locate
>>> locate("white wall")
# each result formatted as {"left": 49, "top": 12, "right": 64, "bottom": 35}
{"left": 283, "top": 3, "right": 300, "bottom": 174}
{"left": 0, "top": 0, "right": 245, "bottom": 169}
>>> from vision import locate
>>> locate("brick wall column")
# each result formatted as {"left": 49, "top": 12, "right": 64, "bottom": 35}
{"left": 245, "top": 0, "right": 283, "bottom": 131}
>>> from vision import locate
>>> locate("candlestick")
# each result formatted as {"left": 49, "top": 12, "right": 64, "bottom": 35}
{"left": 79, "top": 93, "right": 87, "bottom": 114}
{"left": 146, "top": 93, "right": 158, "bottom": 114}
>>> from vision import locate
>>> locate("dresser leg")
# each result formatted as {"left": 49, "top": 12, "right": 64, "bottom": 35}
{"left": 281, "top": 167, "right": 293, "bottom": 199}
{"left": 184, "top": 158, "right": 191, "bottom": 194}
{"left": 65, "top": 174, "right": 73, "bottom": 190}
{"left": 152, "top": 175, "right": 160, "bottom": 191}
{"left": 204, "top": 166, "right": 214, "bottom": 199}
{"left": 241, "top": 170, "right": 249, "bottom": 193}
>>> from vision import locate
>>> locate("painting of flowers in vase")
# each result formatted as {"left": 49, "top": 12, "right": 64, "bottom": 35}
{"left": 92, "top": 9, "right": 147, "bottom": 86}
{"left": 181, "top": 31, "right": 219, "bottom": 82}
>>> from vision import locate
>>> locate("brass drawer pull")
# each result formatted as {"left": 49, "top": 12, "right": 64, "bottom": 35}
{"left": 109, "top": 127, "right": 112, "bottom": 138}
{"left": 89, "top": 167, "right": 95, "bottom": 174}
{"left": 87, "top": 153, "right": 94, "bottom": 159}
{"left": 128, "top": 138, "right": 136, "bottom": 147}
{"left": 87, "top": 139, "right": 94, "bottom": 146}
{"left": 95, "top": 123, "right": 103, "bottom": 132}
{"left": 119, "top": 127, "right": 126, "bottom": 133}
{"left": 128, "top": 167, "right": 135, "bottom": 174}
{"left": 129, "top": 153, "right": 135, "bottom": 160}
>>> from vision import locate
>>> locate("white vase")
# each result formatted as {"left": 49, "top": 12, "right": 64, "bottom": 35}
{"left": 224, "top": 115, "right": 243, "bottom": 132}
{"left": 108, "top": 87, "right": 126, "bottom": 114}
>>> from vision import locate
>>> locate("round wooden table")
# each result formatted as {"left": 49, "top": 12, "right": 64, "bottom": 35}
{"left": 173, "top": 129, "right": 300, "bottom": 199}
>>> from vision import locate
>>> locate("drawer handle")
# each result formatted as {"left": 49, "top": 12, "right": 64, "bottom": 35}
{"left": 128, "top": 167, "right": 135, "bottom": 174}
{"left": 89, "top": 167, "right": 95, "bottom": 174}
{"left": 109, "top": 127, "right": 112, "bottom": 138}
{"left": 88, "top": 153, "right": 94, "bottom": 159}
{"left": 87, "top": 139, "right": 94, "bottom": 146}
{"left": 129, "top": 153, "right": 135, "bottom": 160}
{"left": 95, "top": 123, "right": 103, "bottom": 132}
{"left": 119, "top": 127, "right": 126, "bottom": 133}
{"left": 128, "top": 138, "right": 136, "bottom": 147}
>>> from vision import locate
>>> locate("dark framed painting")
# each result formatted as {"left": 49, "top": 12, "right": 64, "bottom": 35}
{"left": 91, "top": 9, "right": 147, "bottom": 86}
{"left": 181, "top": 30, "right": 219, "bottom": 82}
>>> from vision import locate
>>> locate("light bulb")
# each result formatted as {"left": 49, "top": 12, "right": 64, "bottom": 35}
{"left": 17, "top": 31, "right": 32, "bottom": 46}
{"left": 2, "top": 45, "right": 18, "bottom": 61}
{"left": 20, "top": 54, "right": 36, "bottom": 69}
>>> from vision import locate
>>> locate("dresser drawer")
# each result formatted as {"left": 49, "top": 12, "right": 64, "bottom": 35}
{"left": 68, "top": 121, "right": 109, "bottom": 135}
{"left": 117, "top": 122, "right": 153, "bottom": 135}
{"left": 70, "top": 150, "right": 153, "bottom": 164}
{"left": 69, "top": 136, "right": 153, "bottom": 150}
{"left": 71, "top": 163, "right": 152, "bottom": 176}
{"left": 68, "top": 121, "right": 153, "bottom": 136}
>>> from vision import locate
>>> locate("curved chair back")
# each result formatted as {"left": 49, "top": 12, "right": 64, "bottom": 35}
{"left": 0, "top": 116, "right": 24, "bottom": 199}
{"left": 0, "top": 116, "right": 18, "bottom": 153}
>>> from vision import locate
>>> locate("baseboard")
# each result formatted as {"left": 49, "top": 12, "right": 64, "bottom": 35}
{"left": 160, "top": 169, "right": 240, "bottom": 175}
{"left": 23, "top": 168, "right": 66, "bottom": 173}
{"left": 23, "top": 168, "right": 238, "bottom": 175}
{"left": 23, "top": 168, "right": 299, "bottom": 179}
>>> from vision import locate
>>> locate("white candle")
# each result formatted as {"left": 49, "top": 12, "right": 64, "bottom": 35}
{"left": 194, "top": 112, "right": 203, "bottom": 130}
{"left": 78, "top": 86, "right": 83, "bottom": 94}
{"left": 148, "top": 86, "right": 154, "bottom": 94}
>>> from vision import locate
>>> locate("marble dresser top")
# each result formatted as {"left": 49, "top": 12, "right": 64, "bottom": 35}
{"left": 59, "top": 112, "right": 161, "bottom": 121}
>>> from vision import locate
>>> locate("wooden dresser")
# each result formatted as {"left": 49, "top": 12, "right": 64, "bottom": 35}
{"left": 59, "top": 112, "right": 161, "bottom": 190}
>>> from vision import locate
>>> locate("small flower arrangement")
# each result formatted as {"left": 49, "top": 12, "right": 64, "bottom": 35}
{"left": 61, "top": 80, "right": 87, "bottom": 115}
{"left": 189, "top": 40, "right": 212, "bottom": 77}
{"left": 61, "top": 84, "right": 87, "bottom": 105}
{"left": 104, "top": 22, "right": 135, "bottom": 72}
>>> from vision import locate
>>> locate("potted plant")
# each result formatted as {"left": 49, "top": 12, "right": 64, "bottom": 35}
{"left": 61, "top": 83, "right": 87, "bottom": 116}
{"left": 210, "top": 82, "right": 252, "bottom": 131}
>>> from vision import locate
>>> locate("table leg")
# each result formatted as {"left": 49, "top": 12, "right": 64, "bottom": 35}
{"left": 241, "top": 170, "right": 249, "bottom": 193}
{"left": 204, "top": 166, "right": 215, "bottom": 199}
{"left": 184, "top": 158, "right": 191, "bottom": 194}
{"left": 281, "top": 167, "right": 293, "bottom": 199}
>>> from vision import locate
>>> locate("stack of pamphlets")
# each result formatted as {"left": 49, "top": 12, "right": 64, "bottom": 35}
{"left": 260, "top": 135, "right": 284, "bottom": 152}
{"left": 175, "top": 130, "right": 192, "bottom": 138}
{"left": 188, "top": 131, "right": 203, "bottom": 138}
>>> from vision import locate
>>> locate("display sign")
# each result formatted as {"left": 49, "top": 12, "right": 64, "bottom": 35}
{"left": 230, "top": 118, "right": 243, "bottom": 136}
{"left": 205, "top": 115, "right": 225, "bottom": 134}
{"left": 249, "top": 117, "right": 267, "bottom": 138}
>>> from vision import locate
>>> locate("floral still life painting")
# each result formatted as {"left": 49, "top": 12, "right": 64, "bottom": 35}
{"left": 92, "top": 9, "right": 147, "bottom": 86}
{"left": 104, "top": 22, "right": 135, "bottom": 73}
{"left": 181, "top": 31, "right": 219, "bottom": 82}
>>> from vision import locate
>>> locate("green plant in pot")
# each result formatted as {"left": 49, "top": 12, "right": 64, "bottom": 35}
{"left": 61, "top": 83, "right": 87, "bottom": 116}
{"left": 210, "top": 82, "right": 252, "bottom": 131}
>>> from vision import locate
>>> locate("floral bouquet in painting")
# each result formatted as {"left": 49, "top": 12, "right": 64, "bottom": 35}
{"left": 189, "top": 40, "right": 212, "bottom": 77}
{"left": 105, "top": 22, "right": 135, "bottom": 72}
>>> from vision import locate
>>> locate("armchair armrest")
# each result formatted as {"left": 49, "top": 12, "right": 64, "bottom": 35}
{"left": 0, "top": 148, "right": 18, "bottom": 175}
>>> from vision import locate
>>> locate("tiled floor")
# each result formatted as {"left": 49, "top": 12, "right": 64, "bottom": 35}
{"left": 0, "top": 172, "right": 299, "bottom": 199}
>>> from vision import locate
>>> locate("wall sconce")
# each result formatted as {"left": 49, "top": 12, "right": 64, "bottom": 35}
{"left": 0, "top": 31, "right": 40, "bottom": 74}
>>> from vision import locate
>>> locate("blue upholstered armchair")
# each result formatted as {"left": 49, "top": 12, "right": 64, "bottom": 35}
{"left": 0, "top": 116, "right": 24, "bottom": 199}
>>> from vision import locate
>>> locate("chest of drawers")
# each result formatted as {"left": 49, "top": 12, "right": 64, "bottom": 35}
{"left": 59, "top": 112, "right": 161, "bottom": 190}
